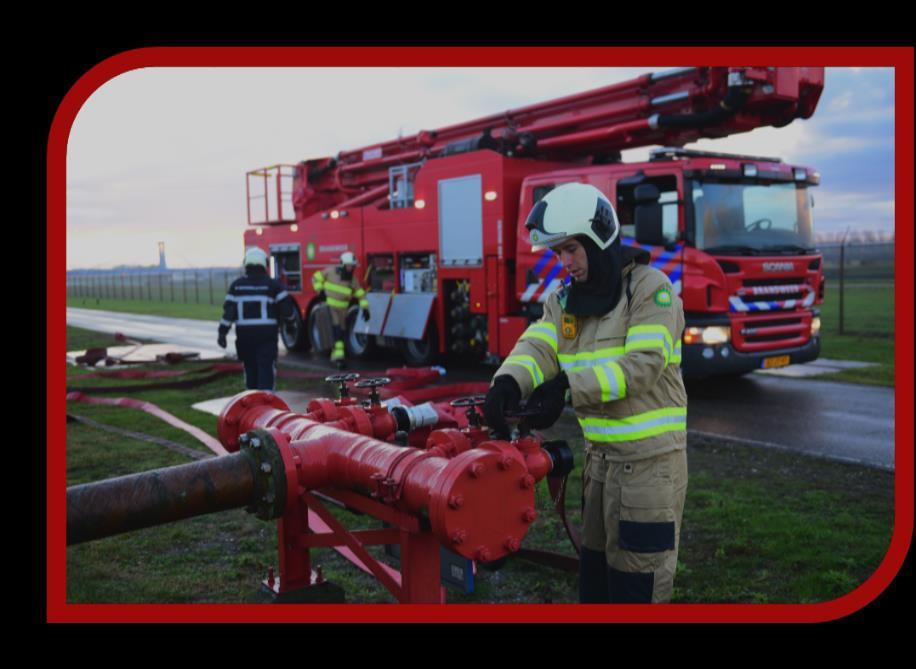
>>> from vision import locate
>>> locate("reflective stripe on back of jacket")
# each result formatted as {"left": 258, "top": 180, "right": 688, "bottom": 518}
{"left": 312, "top": 266, "right": 370, "bottom": 311}
{"left": 495, "top": 257, "right": 687, "bottom": 462}
{"left": 218, "top": 273, "right": 295, "bottom": 340}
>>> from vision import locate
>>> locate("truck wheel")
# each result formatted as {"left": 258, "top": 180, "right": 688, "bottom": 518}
{"left": 400, "top": 321, "right": 439, "bottom": 367}
{"left": 345, "top": 306, "right": 377, "bottom": 360}
{"left": 280, "top": 309, "right": 310, "bottom": 352}
{"left": 307, "top": 304, "right": 332, "bottom": 354}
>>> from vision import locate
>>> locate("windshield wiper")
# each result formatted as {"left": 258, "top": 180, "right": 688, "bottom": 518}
{"left": 704, "top": 245, "right": 760, "bottom": 256}
{"left": 761, "top": 244, "right": 816, "bottom": 254}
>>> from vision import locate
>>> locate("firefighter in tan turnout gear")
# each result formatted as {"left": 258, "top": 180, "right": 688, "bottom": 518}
{"left": 311, "top": 251, "right": 370, "bottom": 368}
{"left": 484, "top": 182, "right": 688, "bottom": 604}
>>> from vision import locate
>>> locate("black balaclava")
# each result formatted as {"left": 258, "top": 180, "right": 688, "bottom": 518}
{"left": 564, "top": 235, "right": 624, "bottom": 317}
{"left": 245, "top": 264, "right": 267, "bottom": 277}
{"left": 339, "top": 265, "right": 354, "bottom": 281}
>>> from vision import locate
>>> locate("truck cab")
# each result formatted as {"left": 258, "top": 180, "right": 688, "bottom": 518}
{"left": 516, "top": 148, "right": 824, "bottom": 377}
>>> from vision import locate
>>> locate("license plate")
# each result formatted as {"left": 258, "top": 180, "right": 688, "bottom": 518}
{"left": 762, "top": 355, "right": 791, "bottom": 369}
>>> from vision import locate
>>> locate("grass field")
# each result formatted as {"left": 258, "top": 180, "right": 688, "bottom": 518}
{"left": 816, "top": 280, "right": 895, "bottom": 387}
{"left": 64, "top": 326, "right": 895, "bottom": 605}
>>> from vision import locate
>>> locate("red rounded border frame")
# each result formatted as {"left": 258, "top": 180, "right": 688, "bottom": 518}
{"left": 47, "top": 46, "right": 914, "bottom": 623}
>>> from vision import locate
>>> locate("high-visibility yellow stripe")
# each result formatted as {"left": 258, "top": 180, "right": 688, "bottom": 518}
{"left": 559, "top": 347, "right": 625, "bottom": 372}
{"left": 594, "top": 365, "right": 611, "bottom": 402}
{"left": 626, "top": 324, "right": 670, "bottom": 337}
{"left": 670, "top": 343, "right": 683, "bottom": 365}
{"left": 359, "top": 299, "right": 370, "bottom": 308}
{"left": 520, "top": 328, "right": 558, "bottom": 354}
{"left": 592, "top": 360, "right": 627, "bottom": 402}
{"left": 505, "top": 354, "right": 544, "bottom": 387}
{"left": 325, "top": 282, "right": 353, "bottom": 296}
{"left": 558, "top": 347, "right": 625, "bottom": 363}
{"left": 609, "top": 360, "right": 626, "bottom": 398}
{"left": 327, "top": 296, "right": 350, "bottom": 309}
{"left": 578, "top": 407, "right": 686, "bottom": 443}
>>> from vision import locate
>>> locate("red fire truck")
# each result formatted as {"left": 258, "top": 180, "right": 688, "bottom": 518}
{"left": 243, "top": 66, "right": 826, "bottom": 377}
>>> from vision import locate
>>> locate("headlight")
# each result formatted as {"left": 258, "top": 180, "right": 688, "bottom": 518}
{"left": 683, "top": 326, "right": 731, "bottom": 346}
{"left": 811, "top": 317, "right": 821, "bottom": 336}
{"left": 701, "top": 326, "right": 731, "bottom": 345}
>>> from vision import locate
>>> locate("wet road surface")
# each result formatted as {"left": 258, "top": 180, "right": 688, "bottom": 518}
{"left": 67, "top": 308, "right": 896, "bottom": 470}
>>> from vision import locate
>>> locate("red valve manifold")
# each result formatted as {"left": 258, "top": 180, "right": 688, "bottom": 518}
{"left": 218, "top": 390, "right": 554, "bottom": 562}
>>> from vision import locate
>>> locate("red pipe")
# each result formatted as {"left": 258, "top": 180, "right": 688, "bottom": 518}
{"left": 218, "top": 390, "right": 399, "bottom": 452}
{"left": 269, "top": 421, "right": 542, "bottom": 562}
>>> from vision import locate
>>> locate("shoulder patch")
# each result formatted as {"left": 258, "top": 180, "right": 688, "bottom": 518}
{"left": 654, "top": 284, "right": 673, "bottom": 307}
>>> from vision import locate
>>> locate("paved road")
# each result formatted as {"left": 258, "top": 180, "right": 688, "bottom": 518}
{"left": 67, "top": 308, "right": 896, "bottom": 470}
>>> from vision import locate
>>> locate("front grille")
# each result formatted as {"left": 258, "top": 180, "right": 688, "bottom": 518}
{"left": 739, "top": 277, "right": 809, "bottom": 302}
{"left": 744, "top": 317, "right": 801, "bottom": 329}
{"left": 742, "top": 277, "right": 807, "bottom": 287}
{"left": 739, "top": 315, "right": 807, "bottom": 345}
{"left": 747, "top": 333, "right": 798, "bottom": 343}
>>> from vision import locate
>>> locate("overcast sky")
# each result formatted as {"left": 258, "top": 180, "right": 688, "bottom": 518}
{"left": 65, "top": 67, "right": 895, "bottom": 269}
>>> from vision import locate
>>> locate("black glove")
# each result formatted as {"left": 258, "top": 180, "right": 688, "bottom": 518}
{"left": 524, "top": 371, "right": 569, "bottom": 429}
{"left": 362, "top": 309, "right": 371, "bottom": 322}
{"left": 217, "top": 333, "right": 227, "bottom": 349}
{"left": 483, "top": 375, "right": 521, "bottom": 440}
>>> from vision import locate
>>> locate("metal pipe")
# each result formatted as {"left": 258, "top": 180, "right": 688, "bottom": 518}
{"left": 67, "top": 452, "right": 258, "bottom": 545}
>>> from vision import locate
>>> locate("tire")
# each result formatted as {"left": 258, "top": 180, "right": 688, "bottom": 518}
{"left": 399, "top": 321, "right": 439, "bottom": 367}
{"left": 280, "top": 308, "right": 310, "bottom": 352}
{"left": 345, "top": 305, "right": 377, "bottom": 360}
{"left": 307, "top": 303, "right": 333, "bottom": 354}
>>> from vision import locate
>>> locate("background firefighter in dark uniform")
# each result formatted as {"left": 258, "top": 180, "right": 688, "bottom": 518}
{"left": 484, "top": 183, "right": 688, "bottom": 604}
{"left": 217, "top": 246, "right": 296, "bottom": 390}
{"left": 311, "top": 251, "right": 370, "bottom": 368}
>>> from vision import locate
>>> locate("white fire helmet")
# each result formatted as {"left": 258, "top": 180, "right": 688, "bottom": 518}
{"left": 243, "top": 246, "right": 268, "bottom": 267}
{"left": 525, "top": 182, "right": 620, "bottom": 252}
{"left": 340, "top": 251, "right": 358, "bottom": 267}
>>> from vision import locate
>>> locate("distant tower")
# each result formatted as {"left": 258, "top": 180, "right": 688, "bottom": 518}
{"left": 158, "top": 242, "right": 167, "bottom": 270}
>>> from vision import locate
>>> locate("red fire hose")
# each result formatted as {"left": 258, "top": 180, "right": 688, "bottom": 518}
{"left": 66, "top": 391, "right": 228, "bottom": 456}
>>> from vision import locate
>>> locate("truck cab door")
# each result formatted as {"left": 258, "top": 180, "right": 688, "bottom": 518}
{"left": 614, "top": 172, "right": 685, "bottom": 296}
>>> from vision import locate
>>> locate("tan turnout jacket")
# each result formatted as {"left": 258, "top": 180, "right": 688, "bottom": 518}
{"left": 312, "top": 266, "right": 369, "bottom": 312}
{"left": 495, "top": 254, "right": 687, "bottom": 461}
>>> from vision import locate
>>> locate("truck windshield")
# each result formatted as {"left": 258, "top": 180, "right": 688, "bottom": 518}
{"left": 691, "top": 180, "right": 815, "bottom": 255}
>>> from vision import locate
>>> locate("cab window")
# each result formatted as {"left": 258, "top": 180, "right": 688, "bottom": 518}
{"left": 616, "top": 175, "right": 679, "bottom": 243}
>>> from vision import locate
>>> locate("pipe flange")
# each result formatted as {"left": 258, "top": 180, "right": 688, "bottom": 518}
{"left": 218, "top": 390, "right": 290, "bottom": 453}
{"left": 238, "top": 428, "right": 288, "bottom": 521}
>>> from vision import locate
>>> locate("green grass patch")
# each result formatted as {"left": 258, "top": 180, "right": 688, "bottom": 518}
{"left": 819, "top": 281, "right": 894, "bottom": 338}
{"left": 676, "top": 436, "right": 893, "bottom": 603}
{"left": 815, "top": 280, "right": 895, "bottom": 386}
{"left": 67, "top": 297, "right": 223, "bottom": 321}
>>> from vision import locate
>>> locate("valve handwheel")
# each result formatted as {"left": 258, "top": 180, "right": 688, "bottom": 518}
{"left": 450, "top": 395, "right": 487, "bottom": 429}
{"left": 354, "top": 377, "right": 391, "bottom": 388}
{"left": 449, "top": 395, "right": 486, "bottom": 408}
{"left": 355, "top": 377, "right": 391, "bottom": 405}
{"left": 325, "top": 372, "right": 361, "bottom": 399}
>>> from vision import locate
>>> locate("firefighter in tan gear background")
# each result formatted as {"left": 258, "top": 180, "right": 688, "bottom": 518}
{"left": 484, "top": 183, "right": 688, "bottom": 604}
{"left": 311, "top": 251, "right": 370, "bottom": 367}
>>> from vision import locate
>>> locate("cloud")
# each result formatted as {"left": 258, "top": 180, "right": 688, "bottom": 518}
{"left": 66, "top": 66, "right": 897, "bottom": 268}
{"left": 811, "top": 189, "right": 895, "bottom": 235}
